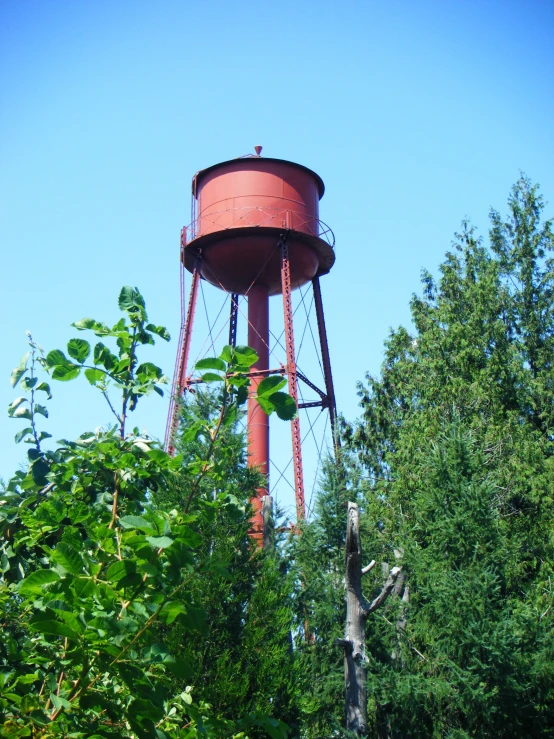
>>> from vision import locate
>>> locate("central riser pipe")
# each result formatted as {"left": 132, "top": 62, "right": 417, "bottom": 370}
{"left": 247, "top": 284, "right": 270, "bottom": 540}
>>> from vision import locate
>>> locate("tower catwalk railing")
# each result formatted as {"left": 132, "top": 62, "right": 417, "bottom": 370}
{"left": 183, "top": 206, "right": 335, "bottom": 249}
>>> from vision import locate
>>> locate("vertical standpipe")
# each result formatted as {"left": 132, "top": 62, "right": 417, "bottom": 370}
{"left": 247, "top": 284, "right": 270, "bottom": 539}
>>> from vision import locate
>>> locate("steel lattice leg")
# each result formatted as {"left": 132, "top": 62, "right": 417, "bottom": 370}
{"left": 280, "top": 236, "right": 305, "bottom": 521}
{"left": 166, "top": 262, "right": 200, "bottom": 455}
{"left": 228, "top": 293, "right": 239, "bottom": 347}
{"left": 312, "top": 276, "right": 339, "bottom": 449}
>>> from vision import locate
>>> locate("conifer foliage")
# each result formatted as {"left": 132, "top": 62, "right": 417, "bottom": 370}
{"left": 154, "top": 391, "right": 299, "bottom": 734}
{"left": 344, "top": 176, "right": 554, "bottom": 736}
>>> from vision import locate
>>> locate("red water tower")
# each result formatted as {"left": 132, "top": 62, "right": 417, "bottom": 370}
{"left": 166, "top": 148, "right": 337, "bottom": 540}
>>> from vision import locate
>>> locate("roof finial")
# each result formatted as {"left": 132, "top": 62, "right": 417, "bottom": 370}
{"left": 254, "top": 145, "right": 263, "bottom": 157}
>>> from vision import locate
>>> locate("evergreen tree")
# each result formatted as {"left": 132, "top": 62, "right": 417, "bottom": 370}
{"left": 344, "top": 176, "right": 554, "bottom": 736}
{"left": 154, "top": 390, "right": 300, "bottom": 735}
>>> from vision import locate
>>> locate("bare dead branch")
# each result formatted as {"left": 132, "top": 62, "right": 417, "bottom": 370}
{"left": 362, "top": 566, "right": 402, "bottom": 617}
{"left": 361, "top": 560, "right": 376, "bottom": 575}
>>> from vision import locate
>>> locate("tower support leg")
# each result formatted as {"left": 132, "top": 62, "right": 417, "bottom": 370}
{"left": 247, "top": 284, "right": 270, "bottom": 542}
{"left": 312, "top": 276, "right": 339, "bottom": 448}
{"left": 165, "top": 261, "right": 201, "bottom": 454}
{"left": 178, "top": 265, "right": 201, "bottom": 392}
{"left": 228, "top": 293, "right": 239, "bottom": 347}
{"left": 281, "top": 238, "right": 305, "bottom": 521}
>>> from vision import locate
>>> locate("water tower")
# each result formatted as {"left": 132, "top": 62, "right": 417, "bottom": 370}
{"left": 166, "top": 148, "right": 337, "bottom": 540}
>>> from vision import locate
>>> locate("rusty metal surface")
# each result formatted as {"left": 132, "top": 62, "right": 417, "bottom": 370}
{"left": 280, "top": 237, "right": 305, "bottom": 521}
{"left": 193, "top": 156, "right": 325, "bottom": 199}
{"left": 247, "top": 284, "right": 270, "bottom": 542}
{"left": 185, "top": 227, "right": 332, "bottom": 295}
{"left": 183, "top": 156, "right": 334, "bottom": 295}
{"left": 164, "top": 260, "right": 201, "bottom": 455}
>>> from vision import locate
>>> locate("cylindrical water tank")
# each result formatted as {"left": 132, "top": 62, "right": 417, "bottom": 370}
{"left": 183, "top": 156, "right": 335, "bottom": 295}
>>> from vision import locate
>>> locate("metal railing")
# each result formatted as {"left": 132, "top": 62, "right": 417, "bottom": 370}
{"left": 180, "top": 206, "right": 335, "bottom": 248}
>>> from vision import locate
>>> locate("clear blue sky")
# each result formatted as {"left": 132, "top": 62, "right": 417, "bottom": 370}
{"left": 2, "top": 0, "right": 553, "bottom": 516}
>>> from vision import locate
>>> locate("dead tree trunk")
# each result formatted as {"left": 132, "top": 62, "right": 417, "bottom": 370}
{"left": 335, "top": 502, "right": 401, "bottom": 735}
{"left": 261, "top": 495, "right": 274, "bottom": 549}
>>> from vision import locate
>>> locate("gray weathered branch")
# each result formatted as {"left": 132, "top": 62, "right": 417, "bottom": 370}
{"left": 361, "top": 560, "right": 376, "bottom": 575}
{"left": 362, "top": 566, "right": 402, "bottom": 617}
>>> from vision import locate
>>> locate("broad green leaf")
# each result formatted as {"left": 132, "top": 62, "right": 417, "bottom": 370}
{"left": 52, "top": 364, "right": 80, "bottom": 381}
{"left": 233, "top": 345, "right": 258, "bottom": 368}
{"left": 48, "top": 608, "right": 84, "bottom": 635}
{"left": 20, "top": 375, "right": 37, "bottom": 390}
{"left": 106, "top": 559, "right": 137, "bottom": 583}
{"left": 8, "top": 397, "right": 28, "bottom": 415}
{"left": 136, "top": 328, "right": 155, "bottom": 345}
{"left": 84, "top": 368, "right": 105, "bottom": 385}
{"left": 14, "top": 673, "right": 39, "bottom": 686}
{"left": 257, "top": 375, "right": 287, "bottom": 397}
{"left": 119, "top": 286, "right": 145, "bottom": 313}
{"left": 148, "top": 448, "right": 170, "bottom": 465}
{"left": 93, "top": 342, "right": 117, "bottom": 370}
{"left": 146, "top": 324, "right": 170, "bottom": 341}
{"left": 29, "top": 619, "right": 80, "bottom": 641}
{"left": 118, "top": 515, "right": 156, "bottom": 532}
{"left": 31, "top": 456, "right": 50, "bottom": 484}
{"left": 34, "top": 403, "right": 48, "bottom": 418}
{"left": 45, "top": 349, "right": 69, "bottom": 367}
{"left": 145, "top": 536, "right": 174, "bottom": 549}
{"left": 195, "top": 357, "right": 226, "bottom": 372}
{"left": 159, "top": 601, "right": 187, "bottom": 625}
{"left": 72, "top": 577, "right": 95, "bottom": 599}
{"left": 117, "top": 452, "right": 136, "bottom": 467}
{"left": 70, "top": 502, "right": 91, "bottom": 524}
{"left": 44, "top": 598, "right": 72, "bottom": 612}
{"left": 35, "top": 381, "right": 52, "bottom": 398}
{"left": 136, "top": 362, "right": 163, "bottom": 379}
{"left": 50, "top": 694, "right": 71, "bottom": 711}
{"left": 67, "top": 338, "right": 91, "bottom": 363}
{"left": 201, "top": 372, "right": 224, "bottom": 383}
{"left": 14, "top": 427, "right": 33, "bottom": 443}
{"left": 236, "top": 385, "right": 249, "bottom": 405}
{"left": 13, "top": 405, "right": 32, "bottom": 420}
{"left": 220, "top": 344, "right": 234, "bottom": 363}
{"left": 10, "top": 352, "right": 29, "bottom": 388}
{"left": 266, "top": 391, "right": 297, "bottom": 420}
{"left": 19, "top": 569, "right": 60, "bottom": 597}
{"left": 182, "top": 421, "right": 204, "bottom": 442}
{"left": 72, "top": 317, "right": 111, "bottom": 335}
{"left": 256, "top": 396, "right": 275, "bottom": 416}
{"left": 51, "top": 542, "right": 84, "bottom": 575}
{"left": 72, "top": 317, "right": 98, "bottom": 330}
